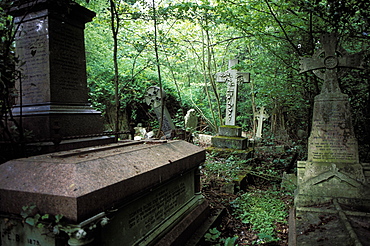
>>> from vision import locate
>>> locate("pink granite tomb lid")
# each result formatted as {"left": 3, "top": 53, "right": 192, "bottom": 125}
{"left": 0, "top": 140, "right": 205, "bottom": 222}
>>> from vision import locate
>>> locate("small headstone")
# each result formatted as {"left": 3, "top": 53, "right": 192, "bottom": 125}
{"left": 134, "top": 123, "right": 146, "bottom": 140}
{"left": 254, "top": 106, "right": 269, "bottom": 138}
{"left": 195, "top": 134, "right": 212, "bottom": 146}
{"left": 185, "top": 109, "right": 198, "bottom": 133}
{"left": 145, "top": 86, "right": 176, "bottom": 138}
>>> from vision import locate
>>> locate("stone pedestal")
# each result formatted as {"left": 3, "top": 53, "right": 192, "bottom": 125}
{"left": 211, "top": 125, "right": 248, "bottom": 150}
{"left": 0, "top": 140, "right": 208, "bottom": 246}
{"left": 9, "top": 0, "right": 105, "bottom": 142}
{"left": 295, "top": 92, "right": 370, "bottom": 207}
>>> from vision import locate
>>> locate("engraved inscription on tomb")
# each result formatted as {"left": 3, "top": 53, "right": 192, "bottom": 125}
{"left": 15, "top": 17, "right": 49, "bottom": 104}
{"left": 308, "top": 99, "right": 358, "bottom": 163}
{"left": 0, "top": 218, "right": 54, "bottom": 246}
{"left": 127, "top": 182, "right": 186, "bottom": 229}
{"left": 14, "top": 13, "right": 89, "bottom": 105}
{"left": 101, "top": 171, "right": 195, "bottom": 246}
{"left": 50, "top": 18, "right": 87, "bottom": 102}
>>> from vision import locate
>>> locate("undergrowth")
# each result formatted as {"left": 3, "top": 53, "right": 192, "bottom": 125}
{"left": 231, "top": 189, "right": 288, "bottom": 244}
{"left": 201, "top": 145, "right": 298, "bottom": 245}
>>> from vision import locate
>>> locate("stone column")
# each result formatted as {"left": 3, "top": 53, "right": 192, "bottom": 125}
{"left": 9, "top": 0, "right": 104, "bottom": 141}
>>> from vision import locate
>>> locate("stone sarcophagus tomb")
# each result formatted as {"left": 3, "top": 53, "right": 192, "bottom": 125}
{"left": 0, "top": 140, "right": 208, "bottom": 245}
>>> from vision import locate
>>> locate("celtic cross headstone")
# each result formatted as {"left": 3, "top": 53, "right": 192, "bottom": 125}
{"left": 255, "top": 106, "right": 269, "bottom": 138}
{"left": 300, "top": 33, "right": 363, "bottom": 95}
{"left": 216, "top": 59, "right": 250, "bottom": 125}
{"left": 292, "top": 33, "right": 370, "bottom": 245}
{"left": 299, "top": 33, "right": 363, "bottom": 165}
{"left": 296, "top": 33, "right": 368, "bottom": 205}
{"left": 145, "top": 86, "right": 175, "bottom": 137}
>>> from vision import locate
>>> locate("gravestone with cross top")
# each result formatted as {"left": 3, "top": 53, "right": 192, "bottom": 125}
{"left": 255, "top": 106, "right": 269, "bottom": 138}
{"left": 145, "top": 86, "right": 176, "bottom": 137}
{"left": 216, "top": 59, "right": 250, "bottom": 126}
{"left": 293, "top": 33, "right": 370, "bottom": 245}
{"left": 295, "top": 33, "right": 369, "bottom": 207}
{"left": 299, "top": 33, "right": 363, "bottom": 94}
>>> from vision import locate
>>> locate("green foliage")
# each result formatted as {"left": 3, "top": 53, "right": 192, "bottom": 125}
{"left": 20, "top": 204, "right": 64, "bottom": 229}
{"left": 204, "top": 227, "right": 221, "bottom": 243}
{"left": 202, "top": 153, "right": 252, "bottom": 183}
{"left": 2, "top": 0, "right": 370, "bottom": 157}
{"left": 0, "top": 0, "right": 27, "bottom": 162}
{"left": 204, "top": 227, "right": 238, "bottom": 246}
{"left": 231, "top": 189, "right": 288, "bottom": 244}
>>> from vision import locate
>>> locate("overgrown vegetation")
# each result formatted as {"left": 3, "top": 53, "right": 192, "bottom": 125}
{"left": 201, "top": 143, "right": 297, "bottom": 245}
{"left": 231, "top": 189, "right": 288, "bottom": 244}
{"left": 0, "top": 0, "right": 26, "bottom": 162}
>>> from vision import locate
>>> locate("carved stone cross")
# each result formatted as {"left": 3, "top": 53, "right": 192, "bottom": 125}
{"left": 255, "top": 106, "right": 269, "bottom": 138}
{"left": 216, "top": 59, "right": 250, "bottom": 125}
{"left": 299, "top": 33, "right": 363, "bottom": 93}
{"left": 145, "top": 86, "right": 175, "bottom": 136}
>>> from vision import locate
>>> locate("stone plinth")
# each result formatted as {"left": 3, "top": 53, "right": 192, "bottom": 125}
{"left": 9, "top": 0, "right": 105, "bottom": 141}
{"left": 0, "top": 140, "right": 208, "bottom": 245}
{"left": 211, "top": 125, "right": 248, "bottom": 150}
{"left": 295, "top": 91, "right": 370, "bottom": 206}
{"left": 219, "top": 125, "right": 242, "bottom": 137}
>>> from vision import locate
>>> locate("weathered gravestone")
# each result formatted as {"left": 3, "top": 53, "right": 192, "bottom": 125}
{"left": 254, "top": 106, "right": 269, "bottom": 139}
{"left": 215, "top": 59, "right": 250, "bottom": 126}
{"left": 291, "top": 33, "right": 370, "bottom": 246}
{"left": 211, "top": 59, "right": 249, "bottom": 150}
{"left": 185, "top": 109, "right": 198, "bottom": 133}
{"left": 271, "top": 106, "right": 290, "bottom": 143}
{"left": 145, "top": 86, "right": 176, "bottom": 138}
{"left": 0, "top": 140, "right": 209, "bottom": 246}
{"left": 8, "top": 0, "right": 112, "bottom": 151}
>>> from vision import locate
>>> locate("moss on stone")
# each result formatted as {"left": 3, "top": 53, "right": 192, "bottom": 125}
{"left": 213, "top": 136, "right": 244, "bottom": 140}
{"left": 220, "top": 125, "right": 242, "bottom": 129}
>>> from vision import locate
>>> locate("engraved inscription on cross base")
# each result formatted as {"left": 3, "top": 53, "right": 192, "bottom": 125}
{"left": 216, "top": 59, "right": 250, "bottom": 126}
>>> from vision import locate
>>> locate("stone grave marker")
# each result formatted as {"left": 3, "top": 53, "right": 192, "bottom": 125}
{"left": 211, "top": 59, "right": 250, "bottom": 150}
{"left": 185, "top": 109, "right": 198, "bottom": 133}
{"left": 255, "top": 106, "right": 269, "bottom": 138}
{"left": 145, "top": 86, "right": 176, "bottom": 138}
{"left": 216, "top": 59, "right": 250, "bottom": 125}
{"left": 291, "top": 33, "right": 370, "bottom": 245}
{"left": 9, "top": 0, "right": 108, "bottom": 148}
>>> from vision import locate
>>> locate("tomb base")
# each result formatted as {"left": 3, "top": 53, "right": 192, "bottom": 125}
{"left": 292, "top": 162, "right": 370, "bottom": 246}
{"left": 295, "top": 161, "right": 370, "bottom": 207}
{"left": 12, "top": 103, "right": 105, "bottom": 142}
{"left": 289, "top": 199, "right": 370, "bottom": 246}
{"left": 211, "top": 125, "right": 248, "bottom": 150}
{"left": 0, "top": 140, "right": 207, "bottom": 246}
